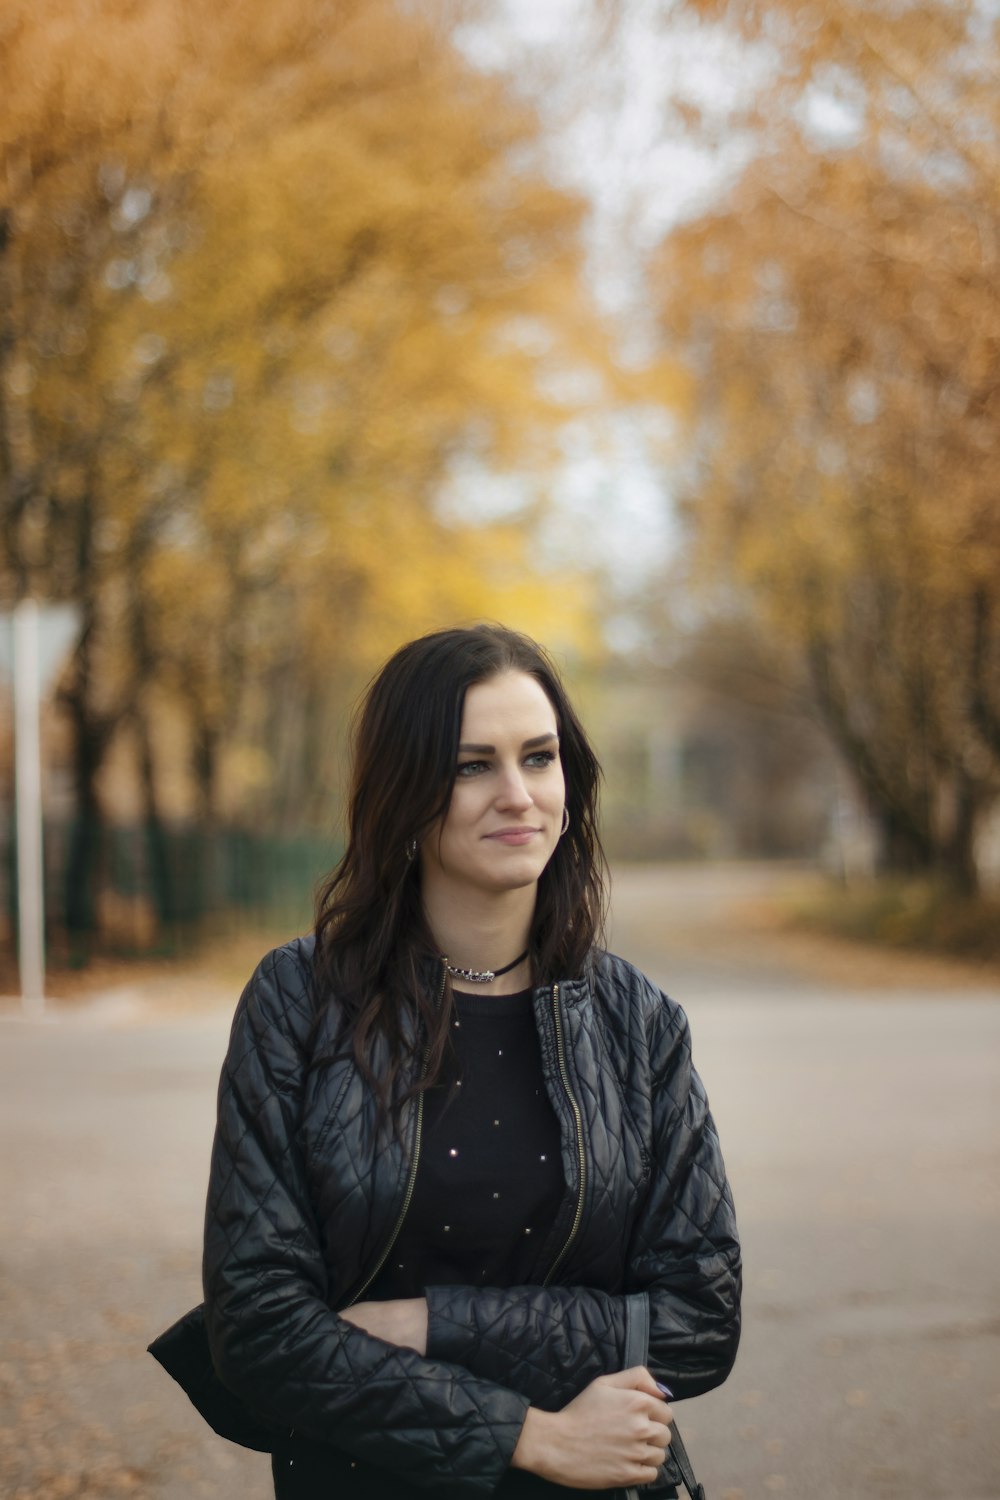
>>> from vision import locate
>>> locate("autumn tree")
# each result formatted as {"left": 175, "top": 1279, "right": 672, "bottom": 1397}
{"left": 651, "top": 0, "right": 1000, "bottom": 890}
{"left": 1, "top": 0, "right": 610, "bottom": 941}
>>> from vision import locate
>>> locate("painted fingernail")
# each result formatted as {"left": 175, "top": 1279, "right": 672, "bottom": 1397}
{"left": 655, "top": 1381, "right": 673, "bottom": 1398}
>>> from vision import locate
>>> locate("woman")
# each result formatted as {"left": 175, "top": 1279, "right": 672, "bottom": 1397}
{"left": 171, "top": 625, "right": 740, "bottom": 1498}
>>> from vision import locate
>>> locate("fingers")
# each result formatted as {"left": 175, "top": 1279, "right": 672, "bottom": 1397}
{"left": 543, "top": 1373, "right": 677, "bottom": 1491}
{"left": 627, "top": 1401, "right": 672, "bottom": 1436}
{"left": 629, "top": 1447, "right": 672, "bottom": 1486}
{"left": 597, "top": 1369, "right": 674, "bottom": 1435}
{"left": 649, "top": 1404, "right": 674, "bottom": 1433}
{"left": 632, "top": 1396, "right": 674, "bottom": 1435}
{"left": 621, "top": 1406, "right": 671, "bottom": 1469}
{"left": 643, "top": 1414, "right": 671, "bottom": 1452}
{"left": 637, "top": 1408, "right": 673, "bottom": 1476}
{"left": 611, "top": 1366, "right": 674, "bottom": 1406}
{"left": 602, "top": 1365, "right": 657, "bottom": 1391}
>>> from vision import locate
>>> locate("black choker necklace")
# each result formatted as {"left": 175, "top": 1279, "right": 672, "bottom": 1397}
{"left": 445, "top": 948, "right": 530, "bottom": 985}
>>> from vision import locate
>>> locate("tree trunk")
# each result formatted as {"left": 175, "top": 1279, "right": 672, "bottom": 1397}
{"left": 189, "top": 706, "right": 222, "bottom": 917}
{"left": 808, "top": 635, "right": 940, "bottom": 877}
{"left": 63, "top": 689, "right": 104, "bottom": 951}
{"left": 58, "top": 492, "right": 119, "bottom": 958}
{"left": 124, "top": 535, "right": 177, "bottom": 935}
{"left": 192, "top": 710, "right": 219, "bottom": 828}
{"left": 0, "top": 207, "right": 38, "bottom": 598}
{"left": 969, "top": 587, "right": 1000, "bottom": 761}
{"left": 940, "top": 770, "right": 981, "bottom": 897}
{"left": 136, "top": 709, "right": 177, "bottom": 929}
{"left": 872, "top": 804, "right": 938, "bottom": 878}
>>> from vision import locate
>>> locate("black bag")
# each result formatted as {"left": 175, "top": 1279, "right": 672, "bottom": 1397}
{"left": 148, "top": 1302, "right": 278, "bottom": 1452}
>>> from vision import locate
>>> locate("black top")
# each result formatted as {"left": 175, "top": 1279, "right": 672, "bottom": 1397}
{"left": 368, "top": 985, "right": 565, "bottom": 1300}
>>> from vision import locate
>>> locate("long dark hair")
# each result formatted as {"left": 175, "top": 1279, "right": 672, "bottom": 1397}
{"left": 313, "top": 624, "right": 607, "bottom": 1117}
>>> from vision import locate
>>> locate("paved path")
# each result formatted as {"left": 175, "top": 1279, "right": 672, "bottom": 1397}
{"left": 2, "top": 865, "right": 998, "bottom": 1499}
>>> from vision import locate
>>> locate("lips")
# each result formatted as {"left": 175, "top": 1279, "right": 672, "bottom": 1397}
{"left": 485, "top": 827, "right": 541, "bottom": 845}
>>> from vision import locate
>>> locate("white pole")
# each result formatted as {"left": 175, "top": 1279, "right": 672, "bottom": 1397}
{"left": 13, "top": 597, "right": 45, "bottom": 1015}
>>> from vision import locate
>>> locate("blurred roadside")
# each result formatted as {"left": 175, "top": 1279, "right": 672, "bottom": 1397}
{"left": 4, "top": 861, "right": 997, "bottom": 1027}
{"left": 606, "top": 863, "right": 1000, "bottom": 998}
{"left": 2, "top": 861, "right": 997, "bottom": 1500}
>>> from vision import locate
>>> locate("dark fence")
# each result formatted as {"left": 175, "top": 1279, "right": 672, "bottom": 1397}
{"left": 1, "top": 819, "right": 341, "bottom": 962}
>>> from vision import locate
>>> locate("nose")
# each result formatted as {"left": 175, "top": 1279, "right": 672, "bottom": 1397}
{"left": 495, "top": 763, "right": 533, "bottom": 812}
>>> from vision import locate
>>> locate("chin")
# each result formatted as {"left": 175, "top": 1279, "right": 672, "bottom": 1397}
{"left": 478, "top": 855, "right": 553, "bottom": 893}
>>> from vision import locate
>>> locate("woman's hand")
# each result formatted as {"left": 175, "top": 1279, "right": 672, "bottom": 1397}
{"left": 510, "top": 1367, "right": 672, "bottom": 1491}
{"left": 339, "top": 1298, "right": 428, "bottom": 1354}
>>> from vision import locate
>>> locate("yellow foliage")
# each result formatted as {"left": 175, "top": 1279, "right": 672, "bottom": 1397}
{"left": 0, "top": 0, "right": 613, "bottom": 829}
{"left": 654, "top": 0, "right": 1000, "bottom": 882}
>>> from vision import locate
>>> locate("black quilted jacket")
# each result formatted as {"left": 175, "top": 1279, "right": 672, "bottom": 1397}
{"left": 201, "top": 936, "right": 741, "bottom": 1496}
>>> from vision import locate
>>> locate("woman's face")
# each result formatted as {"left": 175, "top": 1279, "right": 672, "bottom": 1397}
{"left": 420, "top": 669, "right": 566, "bottom": 901}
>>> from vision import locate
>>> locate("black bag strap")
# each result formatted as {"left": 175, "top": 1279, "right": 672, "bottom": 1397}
{"left": 617, "top": 1217, "right": 707, "bottom": 1497}
{"left": 669, "top": 1420, "right": 706, "bottom": 1500}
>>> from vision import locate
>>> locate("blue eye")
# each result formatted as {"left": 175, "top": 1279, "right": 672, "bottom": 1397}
{"left": 456, "top": 750, "right": 556, "bottom": 777}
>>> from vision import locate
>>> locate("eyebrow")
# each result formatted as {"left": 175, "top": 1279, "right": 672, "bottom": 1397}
{"left": 458, "top": 732, "right": 560, "bottom": 754}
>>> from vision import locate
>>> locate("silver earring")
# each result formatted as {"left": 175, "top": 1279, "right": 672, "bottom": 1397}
{"left": 405, "top": 839, "right": 417, "bottom": 862}
{"left": 559, "top": 807, "right": 570, "bottom": 837}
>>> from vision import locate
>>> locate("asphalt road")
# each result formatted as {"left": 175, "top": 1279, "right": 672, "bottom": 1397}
{"left": 2, "top": 864, "right": 998, "bottom": 1499}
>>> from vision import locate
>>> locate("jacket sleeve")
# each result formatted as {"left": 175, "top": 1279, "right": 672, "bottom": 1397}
{"left": 425, "top": 977, "right": 741, "bottom": 1409}
{"left": 202, "top": 947, "right": 529, "bottom": 1494}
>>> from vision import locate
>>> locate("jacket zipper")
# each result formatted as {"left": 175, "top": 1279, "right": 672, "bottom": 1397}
{"left": 543, "top": 982, "right": 587, "bottom": 1286}
{"left": 343, "top": 961, "right": 445, "bottom": 1308}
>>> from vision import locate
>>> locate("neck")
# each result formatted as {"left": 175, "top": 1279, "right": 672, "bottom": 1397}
{"left": 422, "top": 880, "right": 536, "bottom": 996}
